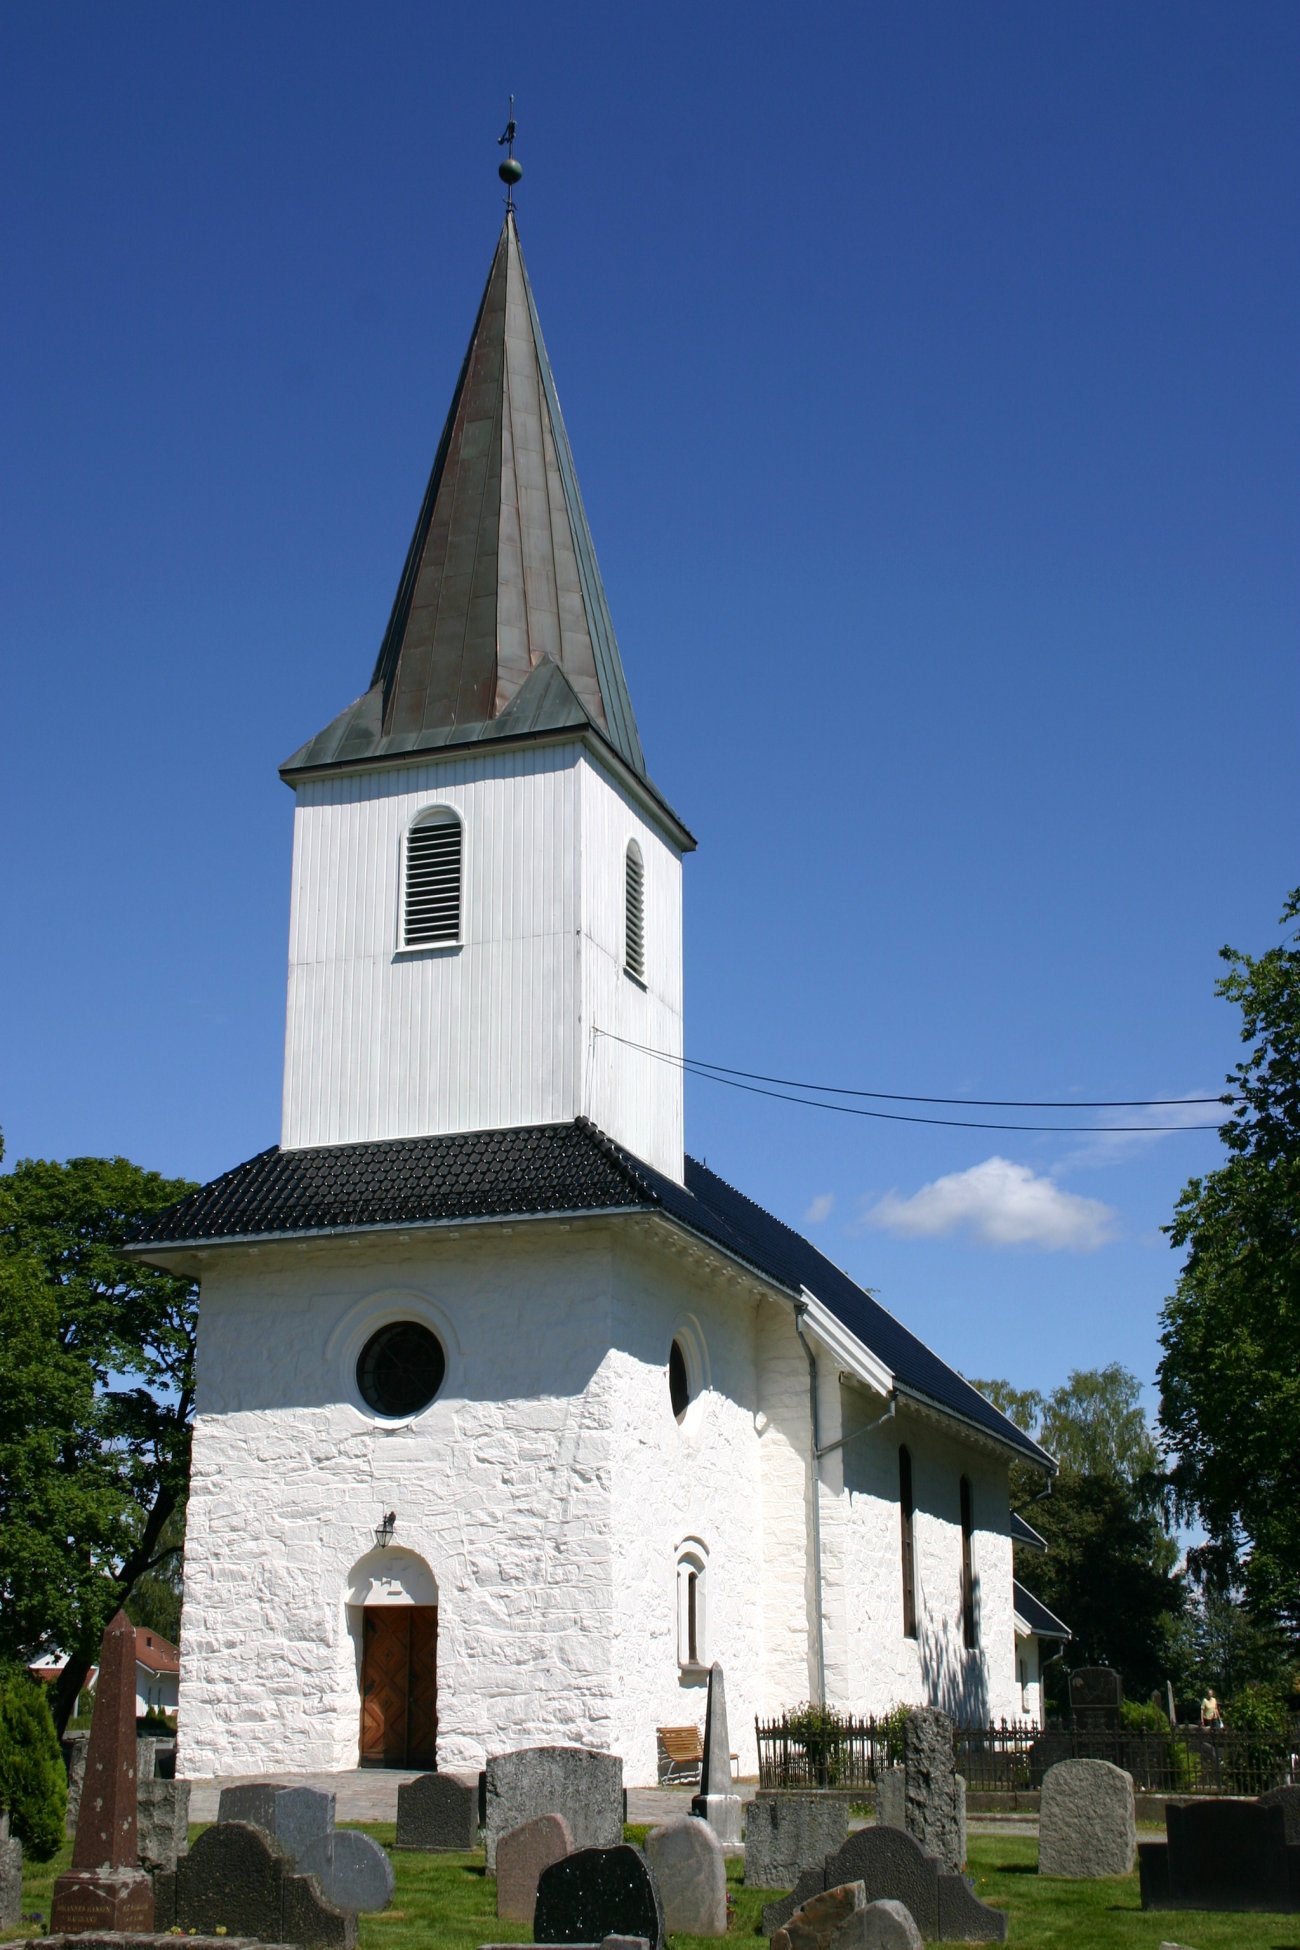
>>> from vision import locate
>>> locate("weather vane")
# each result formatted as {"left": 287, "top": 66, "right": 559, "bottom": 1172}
{"left": 497, "top": 96, "right": 522, "bottom": 210}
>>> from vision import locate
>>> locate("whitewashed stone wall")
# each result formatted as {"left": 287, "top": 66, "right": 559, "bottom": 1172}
{"left": 180, "top": 1222, "right": 622, "bottom": 1777}
{"left": 180, "top": 1211, "right": 1024, "bottom": 1780}
{"left": 834, "top": 1398, "right": 1017, "bottom": 1723}
{"left": 605, "top": 1233, "right": 773, "bottom": 1783}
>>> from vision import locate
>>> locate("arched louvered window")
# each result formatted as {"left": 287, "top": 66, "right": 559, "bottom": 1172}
{"left": 403, "top": 808, "right": 462, "bottom": 947}
{"left": 899, "top": 1445, "right": 917, "bottom": 1640}
{"left": 960, "top": 1475, "right": 978, "bottom": 1650}
{"left": 624, "top": 840, "right": 645, "bottom": 980}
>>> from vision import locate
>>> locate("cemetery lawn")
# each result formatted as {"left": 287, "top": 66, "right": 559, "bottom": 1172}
{"left": 7, "top": 1824, "right": 1298, "bottom": 1950}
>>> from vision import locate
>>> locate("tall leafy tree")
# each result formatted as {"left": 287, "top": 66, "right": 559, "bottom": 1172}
{"left": 1159, "top": 889, "right": 1300, "bottom": 1644}
{"left": 971, "top": 1366, "right": 1182, "bottom": 1699}
{"left": 0, "top": 1151, "right": 197, "bottom": 1731}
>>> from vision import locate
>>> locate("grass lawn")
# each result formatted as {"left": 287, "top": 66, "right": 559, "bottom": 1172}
{"left": 7, "top": 1825, "right": 1299, "bottom": 1950}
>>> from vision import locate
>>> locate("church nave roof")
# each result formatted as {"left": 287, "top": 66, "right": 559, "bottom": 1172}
{"left": 128, "top": 1117, "right": 1053, "bottom": 1471}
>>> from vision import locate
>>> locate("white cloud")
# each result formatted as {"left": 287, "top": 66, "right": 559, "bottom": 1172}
{"left": 804, "top": 1192, "right": 835, "bottom": 1225}
{"left": 866, "top": 1156, "right": 1117, "bottom": 1251}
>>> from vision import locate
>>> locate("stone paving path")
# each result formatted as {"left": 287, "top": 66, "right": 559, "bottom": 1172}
{"left": 185, "top": 1770, "right": 1036, "bottom": 1836}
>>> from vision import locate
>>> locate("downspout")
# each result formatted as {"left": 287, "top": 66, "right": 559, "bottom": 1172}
{"left": 793, "top": 1305, "right": 827, "bottom": 1707}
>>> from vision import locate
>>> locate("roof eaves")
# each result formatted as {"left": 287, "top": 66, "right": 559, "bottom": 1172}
{"left": 279, "top": 721, "right": 695, "bottom": 852}
{"left": 895, "top": 1382, "right": 1057, "bottom": 1471}
{"left": 1013, "top": 1580, "right": 1071, "bottom": 1640}
{"left": 798, "top": 1288, "right": 895, "bottom": 1397}
{"left": 121, "top": 1200, "right": 653, "bottom": 1262}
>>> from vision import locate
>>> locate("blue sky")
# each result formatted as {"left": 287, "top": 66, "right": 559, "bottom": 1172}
{"left": 3, "top": 2, "right": 1296, "bottom": 1418}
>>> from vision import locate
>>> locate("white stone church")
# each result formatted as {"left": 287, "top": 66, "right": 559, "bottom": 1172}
{"left": 130, "top": 208, "right": 1063, "bottom": 1786}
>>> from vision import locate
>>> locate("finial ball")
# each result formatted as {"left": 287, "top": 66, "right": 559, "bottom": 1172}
{"left": 498, "top": 157, "right": 523, "bottom": 187}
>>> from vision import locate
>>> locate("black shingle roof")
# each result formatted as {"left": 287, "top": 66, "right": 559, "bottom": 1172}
{"left": 1013, "top": 1579, "right": 1071, "bottom": 1640}
{"left": 132, "top": 1118, "right": 1052, "bottom": 1469}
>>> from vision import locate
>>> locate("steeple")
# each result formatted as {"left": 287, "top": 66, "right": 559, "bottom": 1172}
{"left": 282, "top": 212, "right": 648, "bottom": 785}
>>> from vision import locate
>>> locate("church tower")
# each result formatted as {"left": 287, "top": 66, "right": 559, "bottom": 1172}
{"left": 130, "top": 173, "right": 1044, "bottom": 1788}
{"left": 278, "top": 211, "right": 693, "bottom": 1179}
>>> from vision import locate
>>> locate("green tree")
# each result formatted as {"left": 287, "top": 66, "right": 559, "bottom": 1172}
{"left": 0, "top": 1665, "right": 67, "bottom": 1859}
{"left": 1159, "top": 890, "right": 1300, "bottom": 1644}
{"left": 971, "top": 1366, "right": 1183, "bottom": 1700}
{"left": 0, "top": 1151, "right": 197, "bottom": 1732}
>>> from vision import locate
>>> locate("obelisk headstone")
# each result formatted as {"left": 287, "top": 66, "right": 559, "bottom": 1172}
{"left": 690, "top": 1664, "right": 742, "bottom": 1844}
{"left": 50, "top": 1611, "right": 155, "bottom": 1932}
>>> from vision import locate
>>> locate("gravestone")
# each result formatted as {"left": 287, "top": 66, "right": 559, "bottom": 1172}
{"left": 1259, "top": 1784, "right": 1300, "bottom": 1846}
{"left": 533, "top": 1843, "right": 664, "bottom": 1950}
{"left": 268, "top": 1787, "right": 335, "bottom": 1867}
{"left": 396, "top": 1773, "right": 478, "bottom": 1851}
{"left": 218, "top": 1783, "right": 292, "bottom": 1832}
{"left": 1140, "top": 1797, "right": 1300, "bottom": 1912}
{"left": 1069, "top": 1667, "right": 1122, "bottom": 1732}
{"left": 297, "top": 1830, "right": 395, "bottom": 1916}
{"left": 496, "top": 1812, "right": 574, "bottom": 1922}
{"left": 175, "top": 1820, "right": 357, "bottom": 1948}
{"left": 744, "top": 1792, "right": 849, "bottom": 1889}
{"left": 138, "top": 1778, "right": 191, "bottom": 1872}
{"left": 216, "top": 1781, "right": 391, "bottom": 1915}
{"left": 761, "top": 1822, "right": 1007, "bottom": 1943}
{"left": 50, "top": 1610, "right": 155, "bottom": 1934}
{"left": 837, "top": 1900, "right": 924, "bottom": 1950}
{"left": 0, "top": 1811, "right": 21, "bottom": 1931}
{"left": 770, "top": 1879, "right": 866, "bottom": 1950}
{"left": 1038, "top": 1758, "right": 1135, "bottom": 1877}
{"left": 644, "top": 1816, "right": 726, "bottom": 1936}
{"left": 690, "top": 1664, "right": 742, "bottom": 1845}
{"left": 874, "top": 1711, "right": 964, "bottom": 1875}
{"left": 483, "top": 1746, "right": 623, "bottom": 1874}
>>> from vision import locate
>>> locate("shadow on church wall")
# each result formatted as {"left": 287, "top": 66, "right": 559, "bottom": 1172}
{"left": 918, "top": 1586, "right": 989, "bottom": 1723}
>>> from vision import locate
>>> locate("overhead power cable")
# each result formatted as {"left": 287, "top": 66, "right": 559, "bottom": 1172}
{"left": 592, "top": 1031, "right": 1230, "bottom": 1133}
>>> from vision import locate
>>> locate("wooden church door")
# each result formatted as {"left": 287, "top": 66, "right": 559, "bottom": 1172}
{"left": 359, "top": 1606, "right": 438, "bottom": 1767}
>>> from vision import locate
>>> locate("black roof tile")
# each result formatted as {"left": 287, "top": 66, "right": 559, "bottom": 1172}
{"left": 1013, "top": 1579, "right": 1071, "bottom": 1640}
{"left": 132, "top": 1118, "right": 1051, "bottom": 1469}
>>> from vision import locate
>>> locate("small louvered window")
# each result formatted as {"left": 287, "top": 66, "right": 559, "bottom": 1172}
{"left": 404, "top": 809, "right": 462, "bottom": 947}
{"left": 625, "top": 841, "right": 645, "bottom": 980}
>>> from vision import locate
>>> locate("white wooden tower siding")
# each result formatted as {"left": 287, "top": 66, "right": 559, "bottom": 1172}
{"left": 127, "top": 208, "right": 1058, "bottom": 1785}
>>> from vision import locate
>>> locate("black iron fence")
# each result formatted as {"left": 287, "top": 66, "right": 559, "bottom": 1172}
{"left": 755, "top": 1713, "right": 1300, "bottom": 1797}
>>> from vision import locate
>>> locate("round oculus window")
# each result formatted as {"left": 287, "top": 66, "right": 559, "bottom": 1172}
{"left": 356, "top": 1321, "right": 446, "bottom": 1419}
{"left": 669, "top": 1337, "right": 690, "bottom": 1421}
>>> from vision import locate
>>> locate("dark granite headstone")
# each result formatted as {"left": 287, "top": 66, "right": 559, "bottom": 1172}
{"left": 1259, "top": 1785, "right": 1300, "bottom": 1847}
{"left": 533, "top": 1844, "right": 664, "bottom": 1950}
{"left": 1137, "top": 1840, "right": 1170, "bottom": 1910}
{"left": 174, "top": 1821, "right": 358, "bottom": 1949}
{"left": 281, "top": 1870, "right": 358, "bottom": 1949}
{"left": 761, "top": 1821, "right": 1007, "bottom": 1943}
{"left": 396, "top": 1772, "right": 479, "bottom": 1850}
{"left": 51, "top": 1610, "right": 155, "bottom": 1933}
{"left": 826, "top": 1830, "right": 940, "bottom": 1941}
{"left": 1162, "top": 1799, "right": 1292, "bottom": 1912}
{"left": 1069, "top": 1667, "right": 1121, "bottom": 1731}
{"left": 177, "top": 1822, "right": 288, "bottom": 1939}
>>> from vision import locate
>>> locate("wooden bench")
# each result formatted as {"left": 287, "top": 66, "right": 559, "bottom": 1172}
{"left": 657, "top": 1724, "right": 703, "bottom": 1784}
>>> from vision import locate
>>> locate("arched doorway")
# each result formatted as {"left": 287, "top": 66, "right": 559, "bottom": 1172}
{"left": 346, "top": 1548, "right": 439, "bottom": 1768}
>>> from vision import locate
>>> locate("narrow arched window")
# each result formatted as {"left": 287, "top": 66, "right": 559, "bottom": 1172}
{"left": 404, "top": 808, "right": 462, "bottom": 947}
{"left": 676, "top": 1543, "right": 707, "bottom": 1668}
{"left": 624, "top": 840, "right": 645, "bottom": 980}
{"left": 668, "top": 1338, "right": 690, "bottom": 1421}
{"left": 899, "top": 1445, "right": 917, "bottom": 1639}
{"left": 960, "top": 1474, "right": 977, "bottom": 1650}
